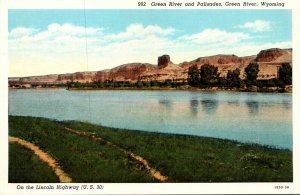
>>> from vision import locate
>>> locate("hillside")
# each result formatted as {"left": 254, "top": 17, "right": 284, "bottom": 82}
{"left": 9, "top": 48, "right": 292, "bottom": 85}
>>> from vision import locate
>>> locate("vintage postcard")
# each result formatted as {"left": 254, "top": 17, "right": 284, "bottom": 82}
{"left": 0, "top": 0, "right": 300, "bottom": 194}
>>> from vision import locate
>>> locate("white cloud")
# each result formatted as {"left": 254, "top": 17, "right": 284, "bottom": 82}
{"left": 9, "top": 23, "right": 103, "bottom": 42}
{"left": 9, "top": 23, "right": 176, "bottom": 55}
{"left": 9, "top": 27, "right": 38, "bottom": 38}
{"left": 107, "top": 23, "right": 175, "bottom": 40}
{"left": 9, "top": 23, "right": 104, "bottom": 54}
{"left": 180, "top": 29, "right": 250, "bottom": 45}
{"left": 46, "top": 23, "right": 103, "bottom": 36}
{"left": 238, "top": 20, "right": 272, "bottom": 32}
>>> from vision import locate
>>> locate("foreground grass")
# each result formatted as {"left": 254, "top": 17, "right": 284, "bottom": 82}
{"left": 9, "top": 116, "right": 292, "bottom": 182}
{"left": 9, "top": 142, "right": 59, "bottom": 183}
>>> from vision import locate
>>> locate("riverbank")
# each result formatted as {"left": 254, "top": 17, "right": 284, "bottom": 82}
{"left": 9, "top": 116, "right": 292, "bottom": 182}
{"left": 67, "top": 85, "right": 292, "bottom": 93}
{"left": 9, "top": 84, "right": 292, "bottom": 93}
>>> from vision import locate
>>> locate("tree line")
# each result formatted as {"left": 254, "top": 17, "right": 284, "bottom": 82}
{"left": 187, "top": 62, "right": 292, "bottom": 88}
{"left": 67, "top": 79, "right": 188, "bottom": 89}
{"left": 67, "top": 62, "right": 292, "bottom": 90}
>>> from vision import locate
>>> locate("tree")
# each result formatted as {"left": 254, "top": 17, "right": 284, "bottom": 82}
{"left": 279, "top": 63, "right": 292, "bottom": 85}
{"left": 164, "top": 79, "right": 172, "bottom": 87}
{"left": 136, "top": 81, "right": 143, "bottom": 88}
{"left": 188, "top": 64, "right": 200, "bottom": 87}
{"left": 150, "top": 80, "right": 159, "bottom": 87}
{"left": 66, "top": 81, "right": 71, "bottom": 90}
{"left": 200, "top": 64, "right": 219, "bottom": 86}
{"left": 245, "top": 62, "right": 259, "bottom": 85}
{"left": 227, "top": 68, "right": 242, "bottom": 88}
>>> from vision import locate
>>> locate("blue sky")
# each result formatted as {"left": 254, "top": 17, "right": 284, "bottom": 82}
{"left": 9, "top": 9, "right": 292, "bottom": 76}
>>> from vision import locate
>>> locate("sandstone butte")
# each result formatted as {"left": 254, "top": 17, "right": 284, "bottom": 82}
{"left": 9, "top": 48, "right": 292, "bottom": 85}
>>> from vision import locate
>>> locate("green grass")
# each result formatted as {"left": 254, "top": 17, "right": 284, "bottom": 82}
{"left": 9, "top": 115, "right": 293, "bottom": 182}
{"left": 9, "top": 142, "right": 59, "bottom": 183}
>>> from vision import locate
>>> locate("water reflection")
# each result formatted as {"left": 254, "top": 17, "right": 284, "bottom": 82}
{"left": 246, "top": 101, "right": 260, "bottom": 114}
{"left": 158, "top": 98, "right": 173, "bottom": 110}
{"left": 190, "top": 99, "right": 199, "bottom": 116}
{"left": 227, "top": 100, "right": 240, "bottom": 107}
{"left": 282, "top": 100, "right": 292, "bottom": 110}
{"left": 201, "top": 99, "right": 219, "bottom": 114}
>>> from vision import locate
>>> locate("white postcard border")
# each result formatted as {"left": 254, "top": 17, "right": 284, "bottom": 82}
{"left": 1, "top": 0, "right": 299, "bottom": 194}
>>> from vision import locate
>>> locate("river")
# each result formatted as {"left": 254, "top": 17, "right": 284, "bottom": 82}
{"left": 8, "top": 89, "right": 292, "bottom": 149}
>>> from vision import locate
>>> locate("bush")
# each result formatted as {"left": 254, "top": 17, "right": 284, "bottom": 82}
{"left": 188, "top": 65, "right": 200, "bottom": 87}
{"left": 227, "top": 68, "right": 242, "bottom": 88}
{"left": 245, "top": 63, "right": 259, "bottom": 86}
{"left": 279, "top": 63, "right": 292, "bottom": 85}
{"left": 200, "top": 64, "right": 219, "bottom": 87}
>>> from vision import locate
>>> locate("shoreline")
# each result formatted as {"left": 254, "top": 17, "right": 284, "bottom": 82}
{"left": 9, "top": 85, "right": 292, "bottom": 93}
{"left": 93, "top": 122, "right": 292, "bottom": 151}
{"left": 9, "top": 115, "right": 291, "bottom": 151}
{"left": 67, "top": 86, "right": 292, "bottom": 93}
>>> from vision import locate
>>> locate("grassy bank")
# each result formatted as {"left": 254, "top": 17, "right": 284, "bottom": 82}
{"left": 9, "top": 116, "right": 292, "bottom": 182}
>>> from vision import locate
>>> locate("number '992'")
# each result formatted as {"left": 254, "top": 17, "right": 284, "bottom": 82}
{"left": 138, "top": 2, "right": 146, "bottom": 6}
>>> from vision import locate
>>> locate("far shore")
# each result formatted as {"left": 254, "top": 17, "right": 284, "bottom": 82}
{"left": 67, "top": 86, "right": 292, "bottom": 93}
{"left": 9, "top": 85, "right": 292, "bottom": 93}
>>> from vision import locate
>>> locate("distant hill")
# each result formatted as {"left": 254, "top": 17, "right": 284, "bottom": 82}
{"left": 9, "top": 48, "right": 292, "bottom": 84}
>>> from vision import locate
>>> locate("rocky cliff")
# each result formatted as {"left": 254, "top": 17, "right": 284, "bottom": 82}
{"left": 9, "top": 48, "right": 292, "bottom": 85}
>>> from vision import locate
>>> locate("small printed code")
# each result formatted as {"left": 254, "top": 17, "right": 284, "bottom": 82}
{"left": 274, "top": 185, "right": 289, "bottom": 189}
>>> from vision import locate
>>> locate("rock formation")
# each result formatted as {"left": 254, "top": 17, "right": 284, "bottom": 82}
{"left": 255, "top": 48, "right": 286, "bottom": 62}
{"left": 158, "top": 55, "right": 171, "bottom": 68}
